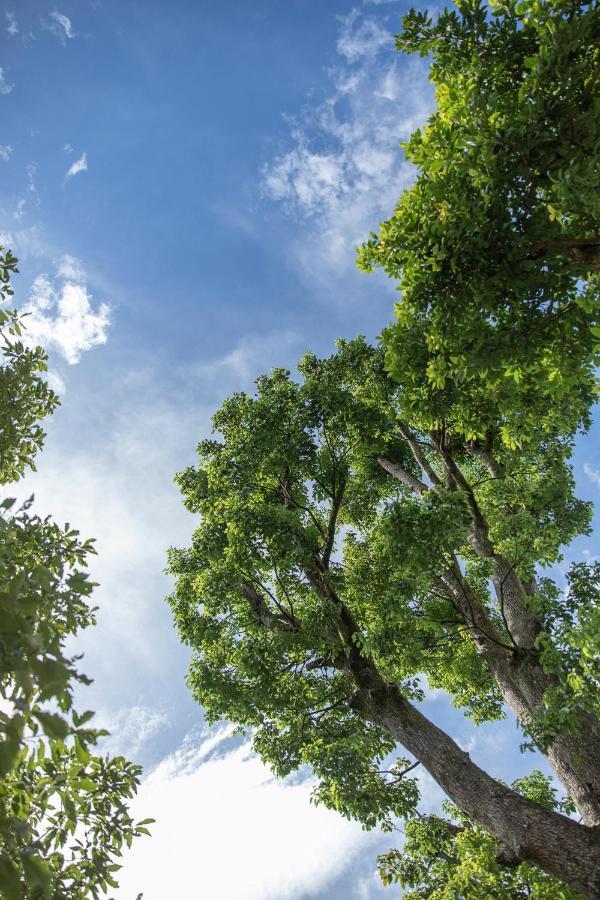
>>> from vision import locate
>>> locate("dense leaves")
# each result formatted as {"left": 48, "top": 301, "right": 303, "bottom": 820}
{"left": 358, "top": 0, "right": 600, "bottom": 449}
{"left": 0, "top": 248, "right": 59, "bottom": 482}
{"left": 169, "top": 338, "right": 597, "bottom": 841}
{"left": 378, "top": 772, "right": 581, "bottom": 898}
{"left": 0, "top": 248, "right": 150, "bottom": 898}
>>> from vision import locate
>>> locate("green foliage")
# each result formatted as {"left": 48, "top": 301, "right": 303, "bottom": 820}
{"left": 0, "top": 248, "right": 59, "bottom": 482}
{"left": 526, "top": 562, "right": 600, "bottom": 747}
{"left": 358, "top": 0, "right": 600, "bottom": 448}
{"left": 171, "top": 340, "right": 423, "bottom": 830}
{"left": 170, "top": 3, "right": 600, "bottom": 888}
{"left": 0, "top": 248, "right": 150, "bottom": 898}
{"left": 169, "top": 338, "right": 593, "bottom": 833}
{"left": 377, "top": 772, "right": 581, "bottom": 897}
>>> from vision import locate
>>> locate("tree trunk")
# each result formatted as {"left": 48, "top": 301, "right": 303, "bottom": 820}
{"left": 353, "top": 680, "right": 600, "bottom": 898}
{"left": 532, "top": 237, "right": 600, "bottom": 270}
{"left": 441, "top": 564, "right": 600, "bottom": 826}
{"left": 378, "top": 453, "right": 600, "bottom": 825}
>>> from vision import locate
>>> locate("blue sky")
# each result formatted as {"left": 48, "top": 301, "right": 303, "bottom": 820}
{"left": 2, "top": 2, "right": 599, "bottom": 897}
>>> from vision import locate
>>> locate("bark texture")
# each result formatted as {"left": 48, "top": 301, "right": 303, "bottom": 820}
{"left": 353, "top": 679, "right": 600, "bottom": 898}
{"left": 242, "top": 477, "right": 600, "bottom": 895}
{"left": 377, "top": 438, "right": 600, "bottom": 826}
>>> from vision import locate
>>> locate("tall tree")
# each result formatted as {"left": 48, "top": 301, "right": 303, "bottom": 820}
{"left": 0, "top": 248, "right": 151, "bottom": 899}
{"left": 171, "top": 0, "right": 600, "bottom": 892}
{"left": 169, "top": 339, "right": 600, "bottom": 897}
{"left": 358, "top": 0, "right": 599, "bottom": 452}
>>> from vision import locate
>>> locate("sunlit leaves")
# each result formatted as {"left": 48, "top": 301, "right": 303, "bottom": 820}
{"left": 357, "top": 0, "right": 600, "bottom": 447}
{"left": 0, "top": 249, "right": 150, "bottom": 898}
{"left": 377, "top": 772, "right": 581, "bottom": 897}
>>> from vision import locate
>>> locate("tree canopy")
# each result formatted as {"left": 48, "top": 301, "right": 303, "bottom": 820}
{"left": 170, "top": 338, "right": 600, "bottom": 896}
{"left": 0, "top": 248, "right": 150, "bottom": 899}
{"left": 170, "top": 0, "right": 600, "bottom": 895}
{"left": 358, "top": 0, "right": 600, "bottom": 450}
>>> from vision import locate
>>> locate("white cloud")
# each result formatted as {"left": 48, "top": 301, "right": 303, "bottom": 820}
{"left": 63, "top": 142, "right": 73, "bottom": 154}
{"left": 47, "top": 11, "right": 75, "bottom": 42}
{"left": 337, "top": 10, "right": 392, "bottom": 61}
{"left": 56, "top": 253, "right": 85, "bottom": 281}
{"left": 0, "top": 67, "right": 14, "bottom": 95}
{"left": 21, "top": 257, "right": 110, "bottom": 364}
{"left": 115, "top": 726, "right": 385, "bottom": 900}
{"left": 262, "top": 9, "right": 432, "bottom": 289}
{"left": 192, "top": 330, "right": 302, "bottom": 386}
{"left": 5, "top": 12, "right": 18, "bottom": 36}
{"left": 101, "top": 706, "right": 170, "bottom": 759}
{"left": 584, "top": 463, "right": 600, "bottom": 488}
{"left": 0, "top": 145, "right": 13, "bottom": 161}
{"left": 46, "top": 370, "right": 66, "bottom": 395}
{"left": 65, "top": 151, "right": 87, "bottom": 180}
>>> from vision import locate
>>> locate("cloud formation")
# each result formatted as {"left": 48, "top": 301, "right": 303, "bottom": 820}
{"left": 584, "top": 463, "right": 600, "bottom": 488}
{"left": 262, "top": 8, "right": 432, "bottom": 289}
{"left": 47, "top": 11, "right": 75, "bottom": 42}
{"left": 0, "top": 145, "right": 13, "bottom": 161}
{"left": 21, "top": 256, "right": 110, "bottom": 364}
{"left": 65, "top": 151, "right": 87, "bottom": 180}
{"left": 5, "top": 12, "right": 18, "bottom": 37}
{"left": 0, "top": 67, "right": 14, "bottom": 95}
{"left": 115, "top": 726, "right": 387, "bottom": 900}
{"left": 192, "top": 330, "right": 302, "bottom": 387}
{"left": 101, "top": 705, "right": 171, "bottom": 760}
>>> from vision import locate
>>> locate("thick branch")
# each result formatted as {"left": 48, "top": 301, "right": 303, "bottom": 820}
{"left": 240, "top": 580, "right": 297, "bottom": 632}
{"left": 465, "top": 444, "right": 505, "bottom": 480}
{"left": 322, "top": 476, "right": 346, "bottom": 569}
{"left": 436, "top": 444, "right": 540, "bottom": 649}
{"left": 531, "top": 236, "right": 600, "bottom": 270}
{"left": 398, "top": 421, "right": 443, "bottom": 487}
{"left": 377, "top": 455, "right": 428, "bottom": 496}
{"left": 353, "top": 682, "right": 600, "bottom": 898}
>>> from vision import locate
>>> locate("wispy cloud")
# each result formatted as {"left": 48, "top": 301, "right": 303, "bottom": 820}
{"left": 5, "top": 11, "right": 18, "bottom": 36}
{"left": 0, "top": 145, "right": 13, "bottom": 161}
{"left": 27, "top": 162, "right": 40, "bottom": 202}
{"left": 337, "top": 9, "right": 392, "bottom": 61}
{"left": 192, "top": 330, "right": 302, "bottom": 387}
{"left": 46, "top": 10, "right": 75, "bottom": 42}
{"left": 262, "top": 8, "right": 432, "bottom": 290}
{"left": 65, "top": 151, "right": 87, "bottom": 180}
{"left": 21, "top": 256, "right": 110, "bottom": 364}
{"left": 584, "top": 463, "right": 600, "bottom": 488}
{"left": 0, "top": 67, "right": 14, "bottom": 95}
{"left": 101, "top": 706, "right": 171, "bottom": 760}
{"left": 114, "top": 726, "right": 387, "bottom": 900}
{"left": 14, "top": 163, "right": 40, "bottom": 221}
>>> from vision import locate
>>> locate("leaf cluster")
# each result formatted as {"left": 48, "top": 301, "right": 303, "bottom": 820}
{"left": 377, "top": 771, "right": 581, "bottom": 897}
{"left": 358, "top": 0, "right": 600, "bottom": 448}
{"left": 0, "top": 249, "right": 151, "bottom": 898}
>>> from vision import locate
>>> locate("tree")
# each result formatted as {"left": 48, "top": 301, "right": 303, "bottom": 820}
{"left": 170, "top": 0, "right": 600, "bottom": 893}
{"left": 169, "top": 338, "right": 600, "bottom": 897}
{"left": 378, "top": 772, "right": 580, "bottom": 898}
{"left": 0, "top": 248, "right": 151, "bottom": 899}
{"left": 358, "top": 0, "right": 600, "bottom": 452}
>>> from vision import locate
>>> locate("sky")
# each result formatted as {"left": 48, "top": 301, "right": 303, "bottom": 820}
{"left": 1, "top": 2, "right": 599, "bottom": 898}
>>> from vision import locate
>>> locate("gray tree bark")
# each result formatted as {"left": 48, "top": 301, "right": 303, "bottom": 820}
{"left": 378, "top": 450, "right": 600, "bottom": 826}
{"left": 352, "top": 678, "right": 600, "bottom": 898}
